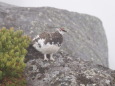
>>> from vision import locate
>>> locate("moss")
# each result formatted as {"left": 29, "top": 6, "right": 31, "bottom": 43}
{"left": 0, "top": 27, "right": 31, "bottom": 86}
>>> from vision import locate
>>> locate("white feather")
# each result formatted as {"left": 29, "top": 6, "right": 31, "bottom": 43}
{"left": 33, "top": 38, "right": 60, "bottom": 54}
{"left": 40, "top": 42, "right": 60, "bottom": 54}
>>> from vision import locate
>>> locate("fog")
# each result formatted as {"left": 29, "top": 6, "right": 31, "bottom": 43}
{"left": 0, "top": 0, "right": 115, "bottom": 69}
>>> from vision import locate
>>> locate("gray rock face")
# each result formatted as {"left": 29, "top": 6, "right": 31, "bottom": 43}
{"left": 0, "top": 2, "right": 108, "bottom": 67}
{"left": 0, "top": 2, "right": 111, "bottom": 86}
{"left": 25, "top": 45, "right": 114, "bottom": 86}
{"left": 0, "top": 3, "right": 108, "bottom": 66}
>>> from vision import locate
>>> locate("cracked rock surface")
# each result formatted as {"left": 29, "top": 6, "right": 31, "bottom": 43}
{"left": 0, "top": 2, "right": 108, "bottom": 67}
{"left": 0, "top": 2, "right": 112, "bottom": 85}
{"left": 25, "top": 45, "right": 115, "bottom": 86}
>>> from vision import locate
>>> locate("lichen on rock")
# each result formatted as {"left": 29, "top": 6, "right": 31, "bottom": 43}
{"left": 25, "top": 45, "right": 114, "bottom": 86}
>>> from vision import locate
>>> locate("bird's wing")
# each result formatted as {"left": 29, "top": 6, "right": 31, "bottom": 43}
{"left": 32, "top": 32, "right": 50, "bottom": 44}
{"left": 39, "top": 32, "right": 50, "bottom": 39}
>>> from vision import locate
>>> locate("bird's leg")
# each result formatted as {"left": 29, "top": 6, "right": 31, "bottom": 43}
{"left": 50, "top": 54, "right": 55, "bottom": 61}
{"left": 44, "top": 54, "right": 48, "bottom": 61}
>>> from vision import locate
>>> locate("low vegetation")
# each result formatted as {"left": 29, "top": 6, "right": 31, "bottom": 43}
{"left": 0, "top": 27, "right": 30, "bottom": 86}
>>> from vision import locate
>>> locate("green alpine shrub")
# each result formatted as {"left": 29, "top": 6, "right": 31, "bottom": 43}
{"left": 0, "top": 27, "right": 30, "bottom": 85}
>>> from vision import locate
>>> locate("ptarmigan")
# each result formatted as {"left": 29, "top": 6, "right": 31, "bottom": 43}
{"left": 32, "top": 28, "right": 67, "bottom": 61}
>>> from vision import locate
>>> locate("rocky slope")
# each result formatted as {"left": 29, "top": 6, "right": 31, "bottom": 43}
{"left": 0, "top": 2, "right": 113, "bottom": 86}
{"left": 25, "top": 45, "right": 114, "bottom": 86}
{"left": 0, "top": 2, "right": 108, "bottom": 67}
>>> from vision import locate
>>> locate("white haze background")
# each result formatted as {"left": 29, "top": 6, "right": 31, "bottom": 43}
{"left": 0, "top": 0, "right": 115, "bottom": 70}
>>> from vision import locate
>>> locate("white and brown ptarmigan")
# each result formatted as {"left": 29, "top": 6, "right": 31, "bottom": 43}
{"left": 32, "top": 28, "right": 67, "bottom": 61}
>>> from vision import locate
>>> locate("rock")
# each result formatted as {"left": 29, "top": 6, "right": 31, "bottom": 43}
{"left": 0, "top": 2, "right": 16, "bottom": 8}
{"left": 0, "top": 2, "right": 108, "bottom": 67}
{"left": 0, "top": 2, "right": 111, "bottom": 86}
{"left": 25, "top": 45, "right": 114, "bottom": 86}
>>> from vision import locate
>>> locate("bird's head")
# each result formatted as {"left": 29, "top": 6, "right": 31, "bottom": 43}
{"left": 56, "top": 27, "right": 67, "bottom": 35}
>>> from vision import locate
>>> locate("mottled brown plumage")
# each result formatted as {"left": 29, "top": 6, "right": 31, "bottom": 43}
{"left": 33, "top": 31, "right": 63, "bottom": 46}
{"left": 32, "top": 28, "right": 67, "bottom": 61}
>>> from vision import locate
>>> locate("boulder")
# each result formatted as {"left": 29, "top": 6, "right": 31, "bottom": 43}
{"left": 0, "top": 2, "right": 108, "bottom": 67}
{"left": 25, "top": 45, "right": 114, "bottom": 86}
{"left": 0, "top": 2, "right": 111, "bottom": 86}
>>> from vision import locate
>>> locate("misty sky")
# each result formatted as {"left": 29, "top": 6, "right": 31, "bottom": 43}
{"left": 0, "top": 0, "right": 115, "bottom": 69}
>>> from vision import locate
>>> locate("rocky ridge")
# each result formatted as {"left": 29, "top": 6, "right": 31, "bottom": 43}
{"left": 0, "top": 2, "right": 112, "bottom": 86}
{"left": 0, "top": 3, "right": 108, "bottom": 66}
{"left": 25, "top": 45, "right": 115, "bottom": 86}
